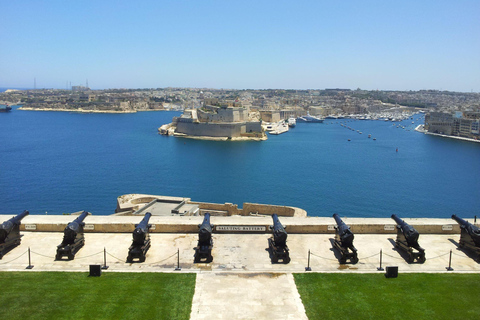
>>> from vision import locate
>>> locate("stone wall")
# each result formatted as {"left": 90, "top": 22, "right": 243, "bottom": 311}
{"left": 176, "top": 121, "right": 246, "bottom": 138}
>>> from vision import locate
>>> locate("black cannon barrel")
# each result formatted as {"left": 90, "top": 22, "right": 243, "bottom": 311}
{"left": 452, "top": 214, "right": 470, "bottom": 227}
{"left": 271, "top": 214, "right": 287, "bottom": 246}
{"left": 391, "top": 214, "right": 420, "bottom": 246}
{"left": 333, "top": 213, "right": 354, "bottom": 247}
{"left": 452, "top": 214, "right": 480, "bottom": 245}
{"left": 132, "top": 212, "right": 152, "bottom": 244}
{"left": 391, "top": 214, "right": 408, "bottom": 228}
{"left": 63, "top": 211, "right": 89, "bottom": 242}
{"left": 0, "top": 210, "right": 29, "bottom": 243}
{"left": 198, "top": 213, "right": 213, "bottom": 243}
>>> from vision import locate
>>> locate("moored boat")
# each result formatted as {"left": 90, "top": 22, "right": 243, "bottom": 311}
{"left": 0, "top": 104, "right": 12, "bottom": 112}
{"left": 287, "top": 118, "right": 296, "bottom": 127}
{"left": 297, "top": 114, "right": 324, "bottom": 123}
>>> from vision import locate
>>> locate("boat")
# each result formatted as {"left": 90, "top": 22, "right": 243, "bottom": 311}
{"left": 0, "top": 104, "right": 12, "bottom": 112}
{"left": 287, "top": 118, "right": 296, "bottom": 127}
{"left": 269, "top": 123, "right": 289, "bottom": 135}
{"left": 297, "top": 114, "right": 324, "bottom": 123}
{"left": 368, "top": 134, "right": 371, "bottom": 138}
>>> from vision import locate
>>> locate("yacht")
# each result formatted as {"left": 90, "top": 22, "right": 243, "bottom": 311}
{"left": 287, "top": 118, "right": 296, "bottom": 127}
{"left": 297, "top": 114, "right": 324, "bottom": 123}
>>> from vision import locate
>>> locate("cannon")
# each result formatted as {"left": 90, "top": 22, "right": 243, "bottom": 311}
{"left": 0, "top": 210, "right": 29, "bottom": 258}
{"left": 391, "top": 214, "right": 425, "bottom": 263}
{"left": 268, "top": 214, "right": 290, "bottom": 263}
{"left": 332, "top": 214, "right": 358, "bottom": 264}
{"left": 127, "top": 213, "right": 152, "bottom": 263}
{"left": 452, "top": 214, "right": 480, "bottom": 258}
{"left": 56, "top": 211, "right": 89, "bottom": 260}
{"left": 194, "top": 213, "right": 213, "bottom": 263}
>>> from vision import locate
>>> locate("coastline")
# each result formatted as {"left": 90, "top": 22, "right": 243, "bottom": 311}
{"left": 17, "top": 107, "right": 171, "bottom": 114}
{"left": 415, "top": 124, "right": 480, "bottom": 143}
{"left": 173, "top": 132, "right": 267, "bottom": 141}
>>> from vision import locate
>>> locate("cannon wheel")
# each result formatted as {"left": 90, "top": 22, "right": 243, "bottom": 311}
{"left": 284, "top": 256, "right": 291, "bottom": 264}
{"left": 352, "top": 257, "right": 359, "bottom": 264}
{"left": 407, "top": 254, "right": 414, "bottom": 263}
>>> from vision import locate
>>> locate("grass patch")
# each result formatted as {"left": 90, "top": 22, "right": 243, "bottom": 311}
{"left": 0, "top": 272, "right": 195, "bottom": 320}
{"left": 294, "top": 273, "right": 480, "bottom": 320}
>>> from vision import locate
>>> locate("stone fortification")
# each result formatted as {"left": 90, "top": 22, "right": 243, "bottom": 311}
{"left": 159, "top": 101, "right": 266, "bottom": 140}
{"left": 0, "top": 214, "right": 466, "bottom": 235}
{"left": 2, "top": 193, "right": 468, "bottom": 235}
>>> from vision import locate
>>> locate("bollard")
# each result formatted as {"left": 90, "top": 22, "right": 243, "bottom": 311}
{"left": 26, "top": 247, "right": 34, "bottom": 269}
{"left": 101, "top": 247, "right": 109, "bottom": 270}
{"left": 305, "top": 249, "right": 312, "bottom": 271}
{"left": 175, "top": 248, "right": 181, "bottom": 271}
{"left": 377, "top": 249, "right": 384, "bottom": 271}
{"left": 446, "top": 250, "right": 454, "bottom": 271}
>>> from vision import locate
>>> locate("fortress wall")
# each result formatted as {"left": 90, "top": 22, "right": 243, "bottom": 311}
{"left": 246, "top": 121, "right": 262, "bottom": 133}
{"left": 176, "top": 122, "right": 245, "bottom": 137}
{"left": 242, "top": 203, "right": 299, "bottom": 217}
{"left": 190, "top": 202, "right": 241, "bottom": 216}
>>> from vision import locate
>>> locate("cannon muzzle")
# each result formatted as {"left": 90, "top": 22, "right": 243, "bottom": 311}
{"left": 392, "top": 214, "right": 420, "bottom": 248}
{"left": 452, "top": 214, "right": 480, "bottom": 246}
{"left": 271, "top": 214, "right": 287, "bottom": 246}
{"left": 132, "top": 212, "right": 152, "bottom": 244}
{"left": 333, "top": 213, "right": 354, "bottom": 247}
{"left": 64, "top": 211, "right": 89, "bottom": 240}
{"left": 0, "top": 210, "right": 29, "bottom": 243}
{"left": 198, "top": 213, "right": 213, "bottom": 243}
{"left": 452, "top": 214, "right": 469, "bottom": 226}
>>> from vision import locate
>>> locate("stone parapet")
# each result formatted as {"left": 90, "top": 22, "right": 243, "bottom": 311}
{"left": 1, "top": 215, "right": 468, "bottom": 235}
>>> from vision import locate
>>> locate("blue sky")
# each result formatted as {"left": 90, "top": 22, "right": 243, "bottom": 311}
{"left": 1, "top": 0, "right": 479, "bottom": 91}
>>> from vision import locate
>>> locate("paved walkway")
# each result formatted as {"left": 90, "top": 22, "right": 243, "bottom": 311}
{"left": 190, "top": 272, "right": 307, "bottom": 320}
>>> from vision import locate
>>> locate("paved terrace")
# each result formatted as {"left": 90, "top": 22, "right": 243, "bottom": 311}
{"left": 1, "top": 215, "right": 478, "bottom": 320}
{"left": 1, "top": 215, "right": 478, "bottom": 272}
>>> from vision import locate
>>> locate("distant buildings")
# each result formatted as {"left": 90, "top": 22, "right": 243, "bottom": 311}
{"left": 425, "top": 111, "right": 480, "bottom": 139}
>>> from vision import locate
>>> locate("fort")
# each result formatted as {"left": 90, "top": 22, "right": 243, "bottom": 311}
{"left": 159, "top": 98, "right": 266, "bottom": 140}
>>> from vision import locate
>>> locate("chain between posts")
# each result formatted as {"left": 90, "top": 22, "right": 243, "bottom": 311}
{"left": 0, "top": 250, "right": 28, "bottom": 264}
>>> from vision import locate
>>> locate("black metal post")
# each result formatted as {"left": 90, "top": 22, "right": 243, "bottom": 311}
{"left": 305, "top": 249, "right": 312, "bottom": 271}
{"left": 101, "top": 247, "right": 109, "bottom": 270}
{"left": 174, "top": 248, "right": 181, "bottom": 271}
{"left": 446, "top": 249, "right": 454, "bottom": 271}
{"left": 26, "top": 247, "right": 34, "bottom": 269}
{"left": 377, "top": 249, "right": 384, "bottom": 271}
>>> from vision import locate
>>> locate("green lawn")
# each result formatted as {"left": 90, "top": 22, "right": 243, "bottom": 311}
{"left": 0, "top": 272, "right": 196, "bottom": 320}
{"left": 294, "top": 273, "right": 480, "bottom": 320}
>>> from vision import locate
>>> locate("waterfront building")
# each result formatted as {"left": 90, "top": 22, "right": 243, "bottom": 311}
{"left": 425, "top": 111, "right": 480, "bottom": 138}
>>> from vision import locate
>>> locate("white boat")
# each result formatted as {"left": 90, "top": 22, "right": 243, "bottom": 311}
{"left": 297, "top": 114, "right": 324, "bottom": 123}
{"left": 287, "top": 118, "right": 296, "bottom": 127}
{"left": 269, "top": 123, "right": 289, "bottom": 135}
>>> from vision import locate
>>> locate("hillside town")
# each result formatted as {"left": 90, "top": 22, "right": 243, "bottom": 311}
{"left": 1, "top": 87, "right": 479, "bottom": 139}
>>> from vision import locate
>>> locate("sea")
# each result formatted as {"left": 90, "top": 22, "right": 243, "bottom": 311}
{"left": 0, "top": 104, "right": 479, "bottom": 218}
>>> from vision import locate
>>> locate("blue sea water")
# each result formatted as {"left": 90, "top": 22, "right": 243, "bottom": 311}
{"left": 0, "top": 108, "right": 479, "bottom": 218}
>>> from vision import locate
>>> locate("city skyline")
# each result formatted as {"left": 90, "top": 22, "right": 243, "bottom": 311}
{"left": 1, "top": 0, "right": 479, "bottom": 92}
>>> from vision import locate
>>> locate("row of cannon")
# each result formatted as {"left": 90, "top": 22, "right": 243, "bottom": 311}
{"left": 1, "top": 211, "right": 480, "bottom": 264}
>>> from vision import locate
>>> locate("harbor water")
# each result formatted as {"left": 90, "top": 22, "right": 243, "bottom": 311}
{"left": 0, "top": 107, "right": 479, "bottom": 218}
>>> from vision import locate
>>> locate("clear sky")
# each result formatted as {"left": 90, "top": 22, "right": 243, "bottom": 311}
{"left": 1, "top": 0, "right": 479, "bottom": 91}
